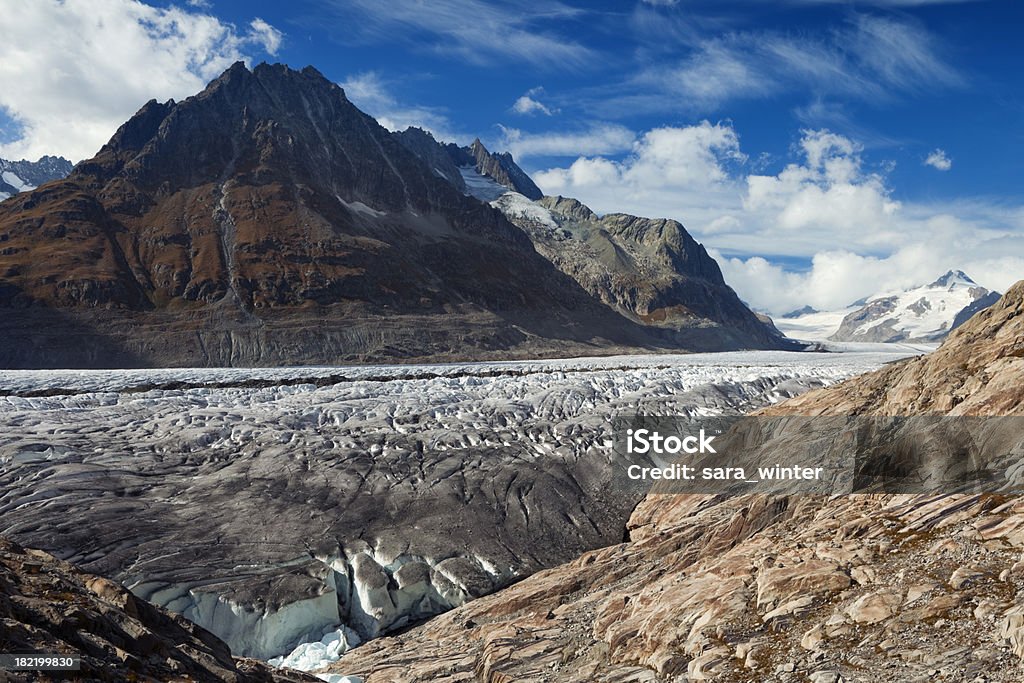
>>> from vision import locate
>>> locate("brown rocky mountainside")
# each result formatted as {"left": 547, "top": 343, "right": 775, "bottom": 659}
{"left": 324, "top": 281, "right": 1024, "bottom": 682}
{"left": 0, "top": 537, "right": 317, "bottom": 683}
{"left": 500, "top": 194, "right": 783, "bottom": 349}
{"left": 0, "top": 62, "right": 782, "bottom": 368}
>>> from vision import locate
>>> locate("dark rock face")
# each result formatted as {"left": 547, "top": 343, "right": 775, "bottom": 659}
{"left": 0, "top": 537, "right": 317, "bottom": 682}
{"left": 0, "top": 155, "right": 73, "bottom": 197}
{"left": 466, "top": 139, "right": 543, "bottom": 200}
{"left": 391, "top": 127, "right": 467, "bottom": 192}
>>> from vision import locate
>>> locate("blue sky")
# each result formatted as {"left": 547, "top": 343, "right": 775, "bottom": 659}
{"left": 0, "top": 0, "right": 1021, "bottom": 312}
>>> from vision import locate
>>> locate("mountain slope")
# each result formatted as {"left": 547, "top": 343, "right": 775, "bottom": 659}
{"left": 496, "top": 193, "right": 786, "bottom": 348}
{"left": 828, "top": 270, "right": 1000, "bottom": 343}
{"left": 0, "top": 155, "right": 72, "bottom": 199}
{"left": 325, "top": 280, "right": 1024, "bottom": 682}
{"left": 395, "top": 129, "right": 786, "bottom": 350}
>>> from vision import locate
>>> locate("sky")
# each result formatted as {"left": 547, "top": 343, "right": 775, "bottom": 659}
{"left": 0, "top": 0, "right": 1021, "bottom": 314}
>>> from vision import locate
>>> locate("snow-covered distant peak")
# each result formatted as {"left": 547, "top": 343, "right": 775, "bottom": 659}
{"left": 777, "top": 271, "right": 1001, "bottom": 344}
{"left": 0, "top": 155, "right": 73, "bottom": 200}
{"left": 928, "top": 269, "right": 976, "bottom": 289}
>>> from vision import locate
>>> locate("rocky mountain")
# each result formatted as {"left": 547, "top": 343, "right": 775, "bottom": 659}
{"left": 394, "top": 128, "right": 543, "bottom": 200}
{"left": 394, "top": 128, "right": 787, "bottom": 350}
{"left": 494, "top": 193, "right": 784, "bottom": 348}
{"left": 830, "top": 270, "right": 1000, "bottom": 343}
{"left": 780, "top": 270, "right": 1000, "bottom": 343}
{"left": 0, "top": 537, "right": 318, "bottom": 682}
{"left": 0, "top": 155, "right": 72, "bottom": 200}
{"left": 782, "top": 305, "right": 818, "bottom": 319}
{"left": 323, "top": 280, "right": 1024, "bottom": 682}
{"left": 0, "top": 62, "right": 783, "bottom": 369}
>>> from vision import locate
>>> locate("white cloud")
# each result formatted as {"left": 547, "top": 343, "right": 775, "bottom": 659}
{"left": 715, "top": 245, "right": 1024, "bottom": 316}
{"left": 513, "top": 96, "right": 552, "bottom": 116}
{"left": 323, "top": 0, "right": 592, "bottom": 69}
{"left": 534, "top": 121, "right": 745, "bottom": 216}
{"left": 924, "top": 148, "right": 953, "bottom": 171}
{"left": 248, "top": 18, "right": 283, "bottom": 56}
{"left": 497, "top": 123, "right": 635, "bottom": 158}
{"left": 512, "top": 88, "right": 556, "bottom": 116}
{"left": 0, "top": 0, "right": 282, "bottom": 162}
{"left": 659, "top": 42, "right": 774, "bottom": 107}
{"left": 533, "top": 125, "right": 1023, "bottom": 314}
{"left": 339, "top": 72, "right": 464, "bottom": 143}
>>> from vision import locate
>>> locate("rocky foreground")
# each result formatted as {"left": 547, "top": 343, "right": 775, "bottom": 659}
{"left": 322, "top": 281, "right": 1024, "bottom": 681}
{"left": 0, "top": 537, "right": 317, "bottom": 682}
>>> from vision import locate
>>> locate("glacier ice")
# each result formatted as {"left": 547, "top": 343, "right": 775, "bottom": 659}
{"left": 0, "top": 350, "right": 924, "bottom": 660}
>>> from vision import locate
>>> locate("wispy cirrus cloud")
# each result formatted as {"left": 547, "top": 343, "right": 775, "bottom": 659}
{"left": 598, "top": 14, "right": 962, "bottom": 115}
{"left": 340, "top": 71, "right": 468, "bottom": 143}
{"left": 320, "top": 0, "right": 593, "bottom": 69}
{"left": 496, "top": 123, "right": 636, "bottom": 159}
{"left": 762, "top": 0, "right": 987, "bottom": 5}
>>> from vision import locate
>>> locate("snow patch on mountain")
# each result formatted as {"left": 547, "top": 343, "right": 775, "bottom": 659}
{"left": 774, "top": 307, "right": 855, "bottom": 342}
{"left": 1, "top": 171, "right": 33, "bottom": 192}
{"left": 491, "top": 191, "right": 558, "bottom": 229}
{"left": 0, "top": 156, "right": 72, "bottom": 198}
{"left": 458, "top": 165, "right": 508, "bottom": 202}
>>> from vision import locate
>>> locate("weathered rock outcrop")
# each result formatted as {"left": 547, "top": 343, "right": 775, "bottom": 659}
{"left": 0, "top": 537, "right": 317, "bottom": 682}
{"left": 463, "top": 139, "right": 543, "bottom": 200}
{"left": 324, "top": 281, "right": 1024, "bottom": 682}
{"left": 502, "top": 194, "right": 787, "bottom": 348}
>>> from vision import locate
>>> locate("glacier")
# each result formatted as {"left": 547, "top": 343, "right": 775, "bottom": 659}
{"left": 0, "top": 350, "right": 922, "bottom": 661}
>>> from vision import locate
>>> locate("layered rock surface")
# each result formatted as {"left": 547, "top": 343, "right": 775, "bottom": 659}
{"left": 323, "top": 281, "right": 1024, "bottom": 682}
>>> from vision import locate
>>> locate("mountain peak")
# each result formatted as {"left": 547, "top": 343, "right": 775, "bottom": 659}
{"left": 930, "top": 269, "right": 976, "bottom": 288}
